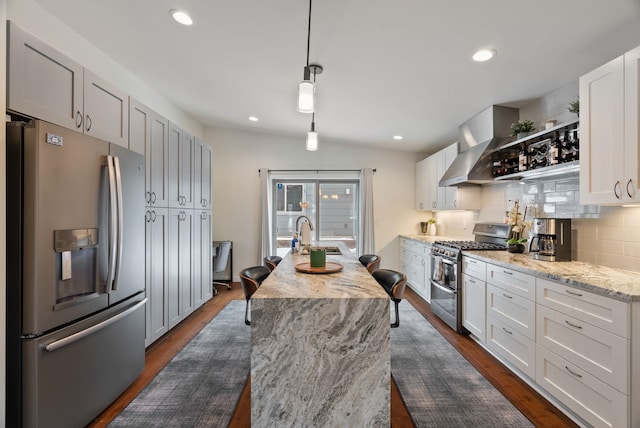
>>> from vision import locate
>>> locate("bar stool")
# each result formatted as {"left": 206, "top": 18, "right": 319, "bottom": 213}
{"left": 239, "top": 266, "right": 271, "bottom": 326}
{"left": 372, "top": 269, "right": 407, "bottom": 328}
{"left": 358, "top": 254, "right": 381, "bottom": 274}
{"left": 263, "top": 255, "right": 283, "bottom": 272}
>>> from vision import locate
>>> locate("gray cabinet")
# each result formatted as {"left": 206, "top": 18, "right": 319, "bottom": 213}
{"left": 8, "top": 22, "right": 129, "bottom": 147}
{"left": 168, "top": 122, "right": 195, "bottom": 209}
{"left": 128, "top": 98, "right": 149, "bottom": 155}
{"left": 168, "top": 208, "right": 195, "bottom": 328}
{"left": 7, "top": 21, "right": 83, "bottom": 130}
{"left": 145, "top": 207, "right": 169, "bottom": 347}
{"left": 83, "top": 69, "right": 129, "bottom": 146}
{"left": 195, "top": 138, "right": 213, "bottom": 209}
{"left": 195, "top": 211, "right": 213, "bottom": 308}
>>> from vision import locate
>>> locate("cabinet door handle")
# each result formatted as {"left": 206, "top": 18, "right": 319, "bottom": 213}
{"left": 565, "top": 320, "right": 583, "bottom": 329}
{"left": 453, "top": 199, "right": 457, "bottom": 208}
{"left": 468, "top": 279, "right": 476, "bottom": 284}
{"left": 627, "top": 179, "right": 634, "bottom": 198}
{"left": 145, "top": 191, "right": 151, "bottom": 203}
{"left": 565, "top": 366, "right": 583, "bottom": 379}
{"left": 75, "top": 111, "right": 83, "bottom": 129}
{"left": 85, "top": 114, "right": 92, "bottom": 132}
{"left": 145, "top": 211, "right": 151, "bottom": 222}
{"left": 614, "top": 181, "right": 622, "bottom": 199}
{"left": 151, "top": 192, "right": 157, "bottom": 203}
{"left": 502, "top": 293, "right": 512, "bottom": 299}
{"left": 502, "top": 327, "right": 513, "bottom": 335}
{"left": 502, "top": 270, "right": 513, "bottom": 275}
{"left": 151, "top": 210, "right": 156, "bottom": 222}
{"left": 565, "top": 289, "right": 582, "bottom": 297}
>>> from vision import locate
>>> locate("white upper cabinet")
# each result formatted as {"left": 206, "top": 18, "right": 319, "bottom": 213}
{"left": 417, "top": 142, "right": 480, "bottom": 211}
{"left": 580, "top": 45, "right": 640, "bottom": 204}
{"left": 7, "top": 21, "right": 129, "bottom": 147}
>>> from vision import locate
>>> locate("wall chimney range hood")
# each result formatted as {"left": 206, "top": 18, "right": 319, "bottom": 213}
{"left": 439, "top": 105, "right": 519, "bottom": 186}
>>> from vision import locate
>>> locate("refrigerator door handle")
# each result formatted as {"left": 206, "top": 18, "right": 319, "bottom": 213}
{"left": 113, "top": 156, "right": 124, "bottom": 291}
{"left": 106, "top": 155, "right": 118, "bottom": 293}
{"left": 44, "top": 299, "right": 147, "bottom": 352}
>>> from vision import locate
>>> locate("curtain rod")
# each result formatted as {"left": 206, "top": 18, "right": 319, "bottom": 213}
{"left": 259, "top": 168, "right": 376, "bottom": 173}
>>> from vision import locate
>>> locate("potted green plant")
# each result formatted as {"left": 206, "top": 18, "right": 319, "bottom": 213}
{"left": 506, "top": 237, "right": 527, "bottom": 253}
{"left": 510, "top": 119, "right": 536, "bottom": 139}
{"left": 568, "top": 98, "right": 579, "bottom": 117}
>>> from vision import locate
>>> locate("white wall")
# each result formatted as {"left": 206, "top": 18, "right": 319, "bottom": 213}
{"left": 206, "top": 127, "right": 424, "bottom": 278}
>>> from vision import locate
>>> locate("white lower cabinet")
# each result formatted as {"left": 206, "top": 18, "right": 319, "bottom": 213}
{"left": 536, "top": 344, "right": 628, "bottom": 428}
{"left": 462, "top": 256, "right": 487, "bottom": 342}
{"left": 400, "top": 238, "right": 431, "bottom": 302}
{"left": 486, "top": 314, "right": 536, "bottom": 379}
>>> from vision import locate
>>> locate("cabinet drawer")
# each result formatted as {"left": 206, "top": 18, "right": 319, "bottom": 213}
{"left": 486, "top": 315, "right": 535, "bottom": 379}
{"left": 487, "top": 264, "right": 535, "bottom": 300}
{"left": 487, "top": 283, "right": 535, "bottom": 340}
{"left": 462, "top": 273, "right": 485, "bottom": 342}
{"left": 462, "top": 256, "right": 486, "bottom": 281}
{"left": 537, "top": 304, "right": 629, "bottom": 394}
{"left": 536, "top": 278, "right": 630, "bottom": 338}
{"left": 536, "top": 345, "right": 628, "bottom": 428}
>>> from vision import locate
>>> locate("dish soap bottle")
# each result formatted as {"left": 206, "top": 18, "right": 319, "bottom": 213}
{"left": 291, "top": 233, "right": 298, "bottom": 253}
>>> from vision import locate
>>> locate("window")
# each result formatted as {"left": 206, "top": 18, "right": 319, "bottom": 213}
{"left": 276, "top": 183, "right": 304, "bottom": 213}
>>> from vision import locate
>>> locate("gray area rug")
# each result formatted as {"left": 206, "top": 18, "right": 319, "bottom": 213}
{"left": 391, "top": 303, "right": 534, "bottom": 427}
{"left": 109, "top": 300, "right": 250, "bottom": 428}
{"left": 109, "top": 299, "right": 533, "bottom": 427}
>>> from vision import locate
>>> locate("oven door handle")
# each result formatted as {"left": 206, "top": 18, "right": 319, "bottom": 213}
{"left": 441, "top": 258, "right": 455, "bottom": 266}
{"left": 431, "top": 279, "right": 457, "bottom": 295}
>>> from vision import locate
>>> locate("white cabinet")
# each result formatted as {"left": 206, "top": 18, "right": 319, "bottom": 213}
{"left": 415, "top": 157, "right": 431, "bottom": 210}
{"left": 7, "top": 22, "right": 128, "bottom": 147}
{"left": 417, "top": 142, "right": 481, "bottom": 211}
{"left": 195, "top": 211, "right": 213, "bottom": 308}
{"left": 485, "top": 263, "right": 536, "bottom": 379}
{"left": 462, "top": 256, "right": 486, "bottom": 342}
{"left": 399, "top": 238, "right": 431, "bottom": 302}
{"left": 579, "top": 45, "right": 640, "bottom": 204}
{"left": 168, "top": 208, "right": 195, "bottom": 328}
{"left": 536, "top": 278, "right": 632, "bottom": 428}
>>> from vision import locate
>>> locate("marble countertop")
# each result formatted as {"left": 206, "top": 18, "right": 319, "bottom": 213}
{"left": 254, "top": 241, "right": 388, "bottom": 300}
{"left": 400, "top": 234, "right": 466, "bottom": 244}
{"left": 463, "top": 250, "right": 640, "bottom": 302}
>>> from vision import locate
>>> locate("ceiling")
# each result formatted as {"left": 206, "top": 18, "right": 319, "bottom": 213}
{"left": 32, "top": 0, "right": 640, "bottom": 152}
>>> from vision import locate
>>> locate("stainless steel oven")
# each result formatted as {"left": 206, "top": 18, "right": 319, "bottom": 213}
{"left": 429, "top": 223, "right": 512, "bottom": 334}
{"left": 430, "top": 248, "right": 461, "bottom": 332}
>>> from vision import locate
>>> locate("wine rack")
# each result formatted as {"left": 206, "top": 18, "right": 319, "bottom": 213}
{"left": 491, "top": 119, "right": 580, "bottom": 180}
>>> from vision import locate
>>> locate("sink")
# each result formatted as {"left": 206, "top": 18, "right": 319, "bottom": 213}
{"left": 314, "top": 246, "right": 342, "bottom": 255}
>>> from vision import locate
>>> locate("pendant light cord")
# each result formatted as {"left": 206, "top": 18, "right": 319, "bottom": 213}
{"left": 305, "top": 0, "right": 312, "bottom": 67}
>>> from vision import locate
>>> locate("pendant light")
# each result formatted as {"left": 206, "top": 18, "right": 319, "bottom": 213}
{"left": 306, "top": 113, "right": 318, "bottom": 151}
{"left": 297, "top": 0, "right": 323, "bottom": 113}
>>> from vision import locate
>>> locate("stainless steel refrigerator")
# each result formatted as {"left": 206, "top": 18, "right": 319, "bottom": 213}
{"left": 6, "top": 119, "right": 147, "bottom": 427}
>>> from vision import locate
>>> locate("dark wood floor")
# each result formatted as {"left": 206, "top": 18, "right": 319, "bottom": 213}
{"left": 88, "top": 284, "right": 577, "bottom": 428}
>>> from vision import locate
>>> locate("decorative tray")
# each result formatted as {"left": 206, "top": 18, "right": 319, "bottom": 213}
{"left": 295, "top": 262, "right": 344, "bottom": 274}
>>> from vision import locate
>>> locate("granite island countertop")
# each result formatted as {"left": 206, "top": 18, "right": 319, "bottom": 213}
{"left": 463, "top": 250, "right": 640, "bottom": 302}
{"left": 399, "top": 234, "right": 470, "bottom": 245}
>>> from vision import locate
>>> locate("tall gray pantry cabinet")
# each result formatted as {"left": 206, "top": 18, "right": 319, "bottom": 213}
{"left": 7, "top": 20, "right": 214, "bottom": 350}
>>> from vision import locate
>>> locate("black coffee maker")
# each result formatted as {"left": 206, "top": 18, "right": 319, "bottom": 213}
{"left": 528, "top": 218, "right": 572, "bottom": 261}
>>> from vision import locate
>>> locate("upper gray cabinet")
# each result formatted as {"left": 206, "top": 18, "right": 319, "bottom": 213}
{"left": 194, "top": 138, "right": 212, "bottom": 209}
{"left": 168, "top": 122, "right": 195, "bottom": 209}
{"left": 7, "top": 21, "right": 129, "bottom": 147}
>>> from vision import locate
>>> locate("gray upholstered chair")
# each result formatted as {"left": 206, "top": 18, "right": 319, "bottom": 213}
{"left": 239, "top": 265, "right": 271, "bottom": 325}
{"left": 263, "top": 255, "right": 283, "bottom": 272}
{"left": 359, "top": 254, "right": 381, "bottom": 274}
{"left": 372, "top": 269, "right": 408, "bottom": 328}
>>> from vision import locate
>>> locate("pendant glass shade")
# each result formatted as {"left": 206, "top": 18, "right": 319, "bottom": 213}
{"left": 306, "top": 129, "right": 318, "bottom": 151}
{"left": 298, "top": 80, "right": 315, "bottom": 113}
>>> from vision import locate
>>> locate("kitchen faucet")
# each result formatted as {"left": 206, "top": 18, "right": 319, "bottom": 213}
{"left": 295, "top": 215, "right": 314, "bottom": 246}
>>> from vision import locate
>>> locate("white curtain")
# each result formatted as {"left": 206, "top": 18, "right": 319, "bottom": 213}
{"left": 360, "top": 168, "right": 375, "bottom": 256}
{"left": 258, "top": 168, "right": 272, "bottom": 262}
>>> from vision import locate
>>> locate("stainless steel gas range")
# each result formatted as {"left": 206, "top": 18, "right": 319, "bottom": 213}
{"left": 430, "top": 223, "right": 511, "bottom": 333}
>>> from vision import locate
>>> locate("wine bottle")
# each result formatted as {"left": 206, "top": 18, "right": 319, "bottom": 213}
{"left": 549, "top": 132, "right": 559, "bottom": 165}
{"left": 518, "top": 145, "right": 528, "bottom": 171}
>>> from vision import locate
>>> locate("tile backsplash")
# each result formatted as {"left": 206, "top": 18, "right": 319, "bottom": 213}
{"left": 430, "top": 175, "right": 640, "bottom": 273}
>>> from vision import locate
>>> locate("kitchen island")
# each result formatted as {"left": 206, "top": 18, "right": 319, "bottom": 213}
{"left": 250, "top": 243, "right": 390, "bottom": 427}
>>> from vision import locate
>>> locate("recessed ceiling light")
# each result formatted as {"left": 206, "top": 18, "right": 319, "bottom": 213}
{"left": 472, "top": 49, "right": 496, "bottom": 62}
{"left": 248, "top": 116, "right": 259, "bottom": 122}
{"left": 170, "top": 9, "right": 193, "bottom": 26}
{"left": 393, "top": 135, "right": 403, "bottom": 140}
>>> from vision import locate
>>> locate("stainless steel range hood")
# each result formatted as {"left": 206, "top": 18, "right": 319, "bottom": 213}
{"left": 439, "top": 105, "right": 519, "bottom": 186}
